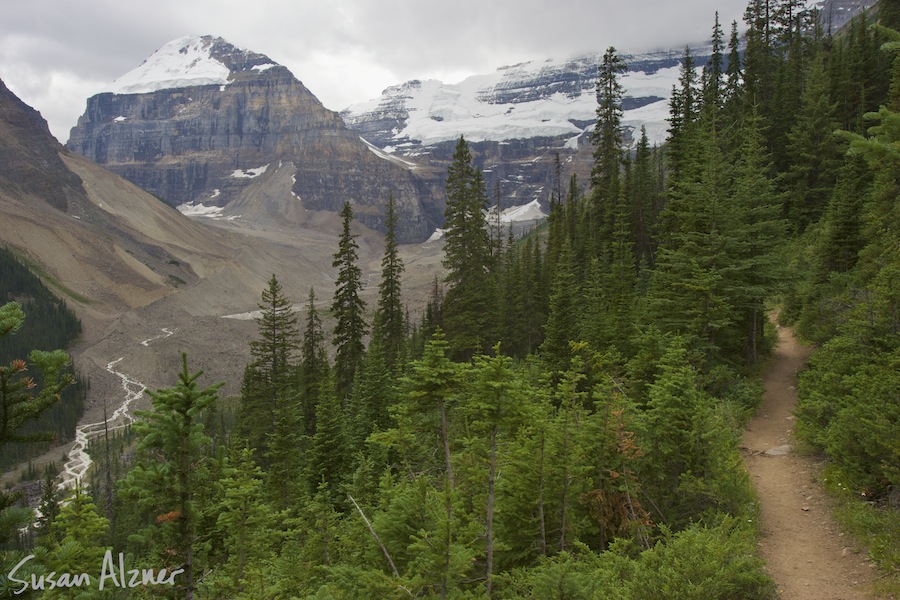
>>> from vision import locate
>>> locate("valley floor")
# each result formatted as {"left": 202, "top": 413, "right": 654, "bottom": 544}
{"left": 742, "top": 322, "right": 879, "bottom": 599}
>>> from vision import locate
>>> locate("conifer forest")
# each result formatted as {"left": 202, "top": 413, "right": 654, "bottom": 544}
{"left": 1, "top": 0, "right": 899, "bottom": 597}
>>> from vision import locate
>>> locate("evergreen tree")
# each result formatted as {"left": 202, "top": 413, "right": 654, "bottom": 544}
{"left": 0, "top": 302, "right": 74, "bottom": 449}
{"left": 202, "top": 446, "right": 275, "bottom": 597}
{"left": 45, "top": 485, "right": 110, "bottom": 593}
{"left": 639, "top": 339, "right": 748, "bottom": 527}
{"left": 348, "top": 329, "right": 394, "bottom": 453}
{"left": 702, "top": 13, "right": 726, "bottom": 113}
{"left": 540, "top": 240, "right": 579, "bottom": 374}
{"left": 590, "top": 47, "right": 627, "bottom": 260}
{"left": 666, "top": 47, "right": 700, "bottom": 183}
{"left": 780, "top": 50, "right": 842, "bottom": 230}
{"left": 631, "top": 127, "right": 660, "bottom": 271}
{"left": 463, "top": 348, "right": 530, "bottom": 596}
{"left": 647, "top": 118, "right": 735, "bottom": 363}
{"left": 332, "top": 201, "right": 368, "bottom": 401}
{"left": 375, "top": 194, "right": 406, "bottom": 372}
{"left": 118, "top": 354, "right": 222, "bottom": 600}
{"left": 743, "top": 0, "right": 778, "bottom": 111}
{"left": 249, "top": 274, "right": 300, "bottom": 387}
{"left": 389, "top": 331, "right": 468, "bottom": 597}
{"left": 724, "top": 20, "right": 744, "bottom": 110}
{"left": 442, "top": 136, "right": 496, "bottom": 359}
{"left": 0, "top": 301, "right": 73, "bottom": 547}
{"left": 308, "top": 371, "right": 348, "bottom": 493}
{"left": 238, "top": 274, "right": 300, "bottom": 463}
{"left": 728, "top": 111, "right": 788, "bottom": 362}
{"left": 600, "top": 184, "right": 638, "bottom": 356}
{"left": 300, "top": 287, "right": 328, "bottom": 438}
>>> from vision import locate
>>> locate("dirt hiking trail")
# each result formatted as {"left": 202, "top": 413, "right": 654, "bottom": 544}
{"left": 742, "top": 321, "right": 879, "bottom": 599}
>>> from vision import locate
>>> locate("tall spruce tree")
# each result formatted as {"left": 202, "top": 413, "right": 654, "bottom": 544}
{"left": 648, "top": 116, "right": 736, "bottom": 362}
{"left": 780, "top": 50, "right": 842, "bottom": 230}
{"left": 541, "top": 239, "right": 579, "bottom": 375}
{"left": 727, "top": 110, "right": 788, "bottom": 362}
{"left": 666, "top": 47, "right": 700, "bottom": 185}
{"left": 238, "top": 274, "right": 299, "bottom": 463}
{"left": 590, "top": 47, "right": 627, "bottom": 261}
{"left": 300, "top": 287, "right": 328, "bottom": 437}
{"left": 376, "top": 194, "right": 406, "bottom": 372}
{"left": 631, "top": 127, "right": 660, "bottom": 271}
{"left": 442, "top": 136, "right": 496, "bottom": 359}
{"left": 118, "top": 355, "right": 222, "bottom": 600}
{"left": 724, "top": 20, "right": 744, "bottom": 114}
{"left": 702, "top": 13, "right": 726, "bottom": 113}
{"left": 332, "top": 201, "right": 368, "bottom": 401}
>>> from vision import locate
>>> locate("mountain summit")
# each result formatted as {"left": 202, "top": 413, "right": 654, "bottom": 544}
{"left": 103, "top": 35, "right": 271, "bottom": 95}
{"left": 67, "top": 35, "right": 439, "bottom": 242}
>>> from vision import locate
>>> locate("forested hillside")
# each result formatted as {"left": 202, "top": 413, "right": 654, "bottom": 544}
{"left": 0, "top": 248, "right": 84, "bottom": 472}
{"left": 1, "top": 0, "right": 897, "bottom": 598}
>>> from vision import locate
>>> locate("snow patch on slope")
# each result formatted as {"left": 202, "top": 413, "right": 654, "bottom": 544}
{"left": 231, "top": 165, "right": 269, "bottom": 178}
{"left": 104, "top": 35, "right": 233, "bottom": 95}
{"left": 178, "top": 202, "right": 225, "bottom": 218}
{"left": 491, "top": 199, "right": 547, "bottom": 224}
{"left": 426, "top": 199, "right": 548, "bottom": 243}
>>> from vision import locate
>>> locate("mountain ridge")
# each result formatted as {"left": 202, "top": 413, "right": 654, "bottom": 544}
{"left": 66, "top": 35, "right": 442, "bottom": 243}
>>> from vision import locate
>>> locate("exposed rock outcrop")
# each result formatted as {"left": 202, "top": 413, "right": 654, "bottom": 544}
{"left": 0, "top": 78, "right": 87, "bottom": 212}
{"left": 67, "top": 36, "right": 438, "bottom": 242}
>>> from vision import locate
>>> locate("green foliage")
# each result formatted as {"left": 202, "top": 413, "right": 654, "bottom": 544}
{"left": 638, "top": 339, "right": 753, "bottom": 526}
{"left": 442, "top": 136, "right": 497, "bottom": 359}
{"left": 200, "top": 446, "right": 278, "bottom": 598}
{"left": 615, "top": 518, "right": 776, "bottom": 600}
{"left": 375, "top": 194, "right": 406, "bottom": 372}
{"left": 500, "top": 518, "right": 775, "bottom": 600}
{"left": 822, "top": 465, "right": 900, "bottom": 590}
{"left": 332, "top": 202, "right": 368, "bottom": 401}
{"left": 118, "top": 354, "right": 222, "bottom": 596}
{"left": 0, "top": 300, "right": 75, "bottom": 555}
{"left": 44, "top": 486, "right": 110, "bottom": 594}
{"left": 238, "top": 274, "right": 300, "bottom": 465}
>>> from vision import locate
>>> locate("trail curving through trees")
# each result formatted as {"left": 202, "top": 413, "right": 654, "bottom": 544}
{"left": 57, "top": 328, "right": 174, "bottom": 492}
{"left": 742, "top": 321, "right": 877, "bottom": 599}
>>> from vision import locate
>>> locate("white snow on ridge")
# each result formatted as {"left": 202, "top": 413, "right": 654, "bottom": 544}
{"left": 104, "top": 35, "right": 233, "bottom": 95}
{"left": 346, "top": 55, "right": 689, "bottom": 149}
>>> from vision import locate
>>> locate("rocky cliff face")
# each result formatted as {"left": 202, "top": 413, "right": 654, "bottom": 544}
{"left": 67, "top": 36, "right": 438, "bottom": 242}
{"left": 0, "top": 78, "right": 87, "bottom": 212}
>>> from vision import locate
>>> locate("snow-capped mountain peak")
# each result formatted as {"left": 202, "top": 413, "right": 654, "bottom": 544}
{"left": 103, "top": 35, "right": 276, "bottom": 95}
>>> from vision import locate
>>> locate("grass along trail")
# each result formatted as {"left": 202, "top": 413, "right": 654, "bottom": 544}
{"left": 742, "top": 320, "right": 878, "bottom": 599}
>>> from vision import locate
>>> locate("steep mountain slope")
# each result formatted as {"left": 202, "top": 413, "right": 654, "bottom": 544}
{"left": 1, "top": 77, "right": 448, "bottom": 420}
{"left": 66, "top": 36, "right": 441, "bottom": 243}
{"left": 342, "top": 48, "right": 695, "bottom": 152}
{"left": 342, "top": 47, "right": 708, "bottom": 213}
{"left": 0, "top": 79, "right": 87, "bottom": 213}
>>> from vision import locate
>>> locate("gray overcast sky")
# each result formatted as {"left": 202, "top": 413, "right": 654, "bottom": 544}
{"left": 0, "top": 0, "right": 750, "bottom": 142}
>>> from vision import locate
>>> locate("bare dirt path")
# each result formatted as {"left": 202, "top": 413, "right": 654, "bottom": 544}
{"left": 742, "top": 320, "right": 878, "bottom": 599}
